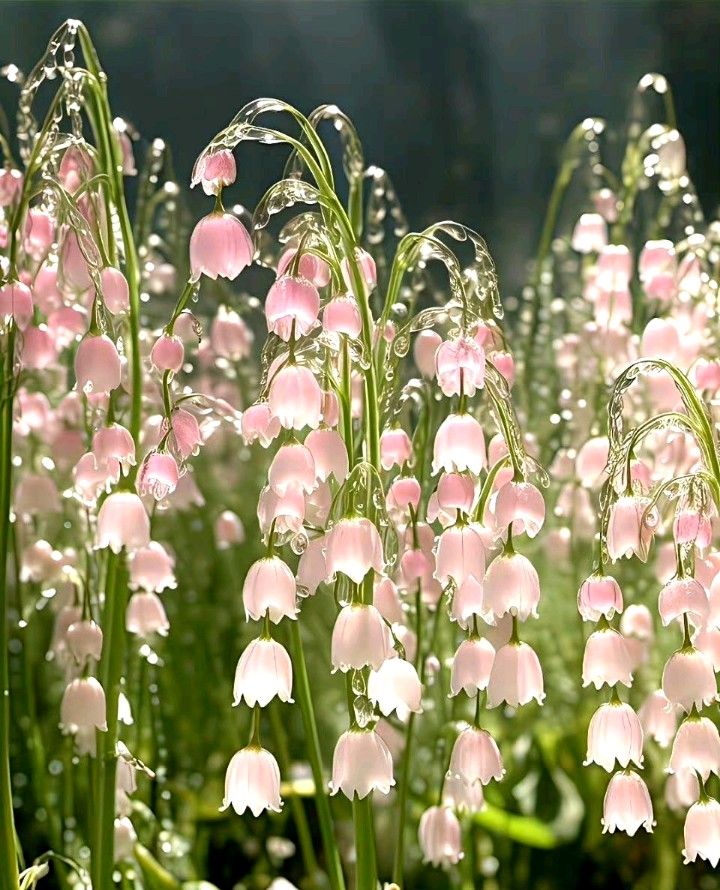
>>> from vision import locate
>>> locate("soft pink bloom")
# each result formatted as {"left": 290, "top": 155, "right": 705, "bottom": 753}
{"left": 483, "top": 552, "right": 540, "bottom": 622}
{"left": 19, "top": 540, "right": 62, "bottom": 583}
{"left": 638, "top": 690, "right": 677, "bottom": 748}
{"left": 414, "top": 329, "right": 442, "bottom": 378}
{"left": 331, "top": 604, "right": 393, "bottom": 672}
{"left": 694, "top": 628, "right": 720, "bottom": 671}
{"left": 221, "top": 747, "right": 282, "bottom": 816}
{"left": 304, "top": 428, "right": 348, "bottom": 484}
{"left": 125, "top": 591, "right": 170, "bottom": 637}
{"left": 137, "top": 452, "right": 180, "bottom": 501}
{"left": 436, "top": 473, "right": 476, "bottom": 516}
{"left": 151, "top": 333, "right": 184, "bottom": 372}
{"left": 268, "top": 442, "right": 316, "bottom": 496}
{"left": 380, "top": 427, "right": 412, "bottom": 471}
{"left": 658, "top": 576, "right": 708, "bottom": 629}
{"left": 418, "top": 806, "right": 463, "bottom": 867}
{"left": 368, "top": 658, "right": 423, "bottom": 718}
{"left": 269, "top": 364, "right": 323, "bottom": 430}
{"left": 662, "top": 648, "right": 718, "bottom": 713}
{"left": 667, "top": 770, "right": 700, "bottom": 812}
{"left": 683, "top": 798, "right": 720, "bottom": 866}
{"left": 265, "top": 275, "right": 320, "bottom": 340}
{"left": 277, "top": 247, "right": 330, "bottom": 288}
{"left": 75, "top": 335, "right": 122, "bottom": 395}
{"left": 386, "top": 476, "right": 422, "bottom": 517}
{"left": 669, "top": 716, "right": 720, "bottom": 780}
{"left": 211, "top": 305, "right": 253, "bottom": 360}
{"left": 241, "top": 402, "right": 281, "bottom": 447}
{"left": 58, "top": 229, "right": 92, "bottom": 292}
{"left": 129, "top": 542, "right": 176, "bottom": 592}
{"left": 449, "top": 727, "right": 504, "bottom": 785}
{"left": 92, "top": 424, "right": 136, "bottom": 475}
{"left": 190, "top": 212, "right": 253, "bottom": 280}
{"left": 257, "top": 485, "right": 305, "bottom": 536}
{"left": 0, "top": 167, "right": 22, "bottom": 206}
{"left": 15, "top": 475, "right": 61, "bottom": 517}
{"left": 451, "top": 637, "right": 495, "bottom": 697}
{"left": 341, "top": 248, "right": 377, "bottom": 293}
{"left": 582, "top": 629, "right": 633, "bottom": 690}
{"left": 571, "top": 212, "right": 607, "bottom": 253}
{"left": 619, "top": 604, "right": 654, "bottom": 643}
{"left": 400, "top": 548, "right": 431, "bottom": 584}
{"left": 493, "top": 481, "right": 545, "bottom": 538}
{"left": 584, "top": 702, "right": 644, "bottom": 772}
{"left": 323, "top": 295, "right": 362, "bottom": 338}
{"left": 66, "top": 620, "right": 103, "bottom": 665}
{"left": 602, "top": 771, "right": 654, "bottom": 836}
{"left": 487, "top": 641, "right": 545, "bottom": 708}
{"left": 432, "top": 413, "right": 487, "bottom": 475}
{"left": 325, "top": 517, "right": 384, "bottom": 584}
{"left": 21, "top": 325, "right": 58, "bottom": 370}
{"left": 296, "top": 534, "right": 327, "bottom": 596}
{"left": 434, "top": 336, "right": 485, "bottom": 397}
{"left": 242, "top": 557, "right": 297, "bottom": 623}
{"left": 492, "top": 350, "right": 515, "bottom": 385}
{"left": 450, "top": 575, "right": 486, "bottom": 626}
{"left": 193, "top": 149, "right": 236, "bottom": 195}
{"left": 101, "top": 267, "right": 130, "bottom": 315}
{"left": 606, "top": 496, "right": 657, "bottom": 562}
{"left": 442, "top": 772, "right": 485, "bottom": 814}
{"left": 575, "top": 436, "right": 610, "bottom": 487}
{"left": 60, "top": 676, "right": 107, "bottom": 731}
{"left": 0, "top": 281, "right": 33, "bottom": 330}
{"left": 373, "top": 576, "right": 404, "bottom": 624}
{"left": 674, "top": 510, "right": 713, "bottom": 549}
{"left": 24, "top": 210, "right": 54, "bottom": 258}
{"left": 233, "top": 638, "right": 293, "bottom": 707}
{"left": 171, "top": 409, "right": 203, "bottom": 460}
{"left": 435, "top": 524, "right": 487, "bottom": 587}
{"left": 593, "top": 187, "right": 619, "bottom": 222}
{"left": 95, "top": 492, "right": 150, "bottom": 553}
{"left": 577, "top": 573, "right": 623, "bottom": 622}
{"left": 321, "top": 389, "right": 340, "bottom": 427}
{"left": 330, "top": 729, "right": 394, "bottom": 799}
{"left": 215, "top": 510, "right": 245, "bottom": 549}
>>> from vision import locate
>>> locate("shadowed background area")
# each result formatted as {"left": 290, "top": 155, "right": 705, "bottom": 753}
{"left": 1, "top": 0, "right": 719, "bottom": 296}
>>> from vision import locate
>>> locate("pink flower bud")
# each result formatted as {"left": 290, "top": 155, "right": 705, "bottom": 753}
{"left": 59, "top": 229, "right": 92, "bottom": 292}
{"left": 582, "top": 629, "right": 633, "bottom": 689}
{"left": 95, "top": 492, "right": 150, "bottom": 553}
{"left": 638, "top": 690, "right": 677, "bottom": 748}
{"left": 368, "top": 657, "right": 423, "bottom": 718}
{"left": 658, "top": 576, "right": 708, "bottom": 629}
{"left": 449, "top": 726, "right": 504, "bottom": 785}
{"left": 24, "top": 210, "right": 55, "bottom": 258}
{"left": 243, "top": 557, "right": 298, "bottom": 623}
{"left": 400, "top": 548, "right": 431, "bottom": 584}
{"left": 492, "top": 350, "right": 515, "bottom": 385}
{"left": 436, "top": 473, "right": 476, "bottom": 516}
{"left": 620, "top": 603, "right": 654, "bottom": 640}
{"left": 330, "top": 729, "right": 394, "bottom": 799}
{"left": 257, "top": 485, "right": 305, "bottom": 536}
{"left": 215, "top": 510, "right": 244, "bottom": 549}
{"left": 640, "top": 317, "right": 680, "bottom": 361}
{"left": 221, "top": 747, "right": 282, "bottom": 816}
{"left": 483, "top": 552, "right": 540, "bottom": 622}
{"left": 434, "top": 336, "right": 485, "bottom": 397}
{"left": 602, "top": 770, "right": 654, "bottom": 836}
{"left": 331, "top": 603, "right": 393, "bottom": 672}
{"left": 269, "top": 364, "right": 323, "bottom": 430}
{"left": 20, "top": 325, "right": 57, "bottom": 370}
{"left": 126, "top": 591, "right": 169, "bottom": 637}
{"left": 577, "top": 573, "right": 623, "bottom": 622}
{"left": 451, "top": 637, "right": 495, "bottom": 697}
{"left": 433, "top": 413, "right": 487, "bottom": 476}
{"left": 683, "top": 798, "right": 720, "bottom": 866}
{"left": 325, "top": 517, "right": 384, "bottom": 584}
{"left": 386, "top": 476, "right": 422, "bottom": 517}
{"left": 194, "top": 149, "right": 236, "bottom": 195}
{"left": 129, "top": 542, "right": 175, "bottom": 592}
{"left": 211, "top": 305, "right": 253, "bottom": 360}
{"left": 0, "top": 281, "right": 33, "bottom": 330}
{"left": 663, "top": 648, "right": 718, "bottom": 713}
{"left": 60, "top": 676, "right": 107, "bottom": 731}
{"left": 268, "top": 442, "right": 316, "bottom": 495}
{"left": 414, "top": 329, "right": 442, "bottom": 378}
{"left": 694, "top": 360, "right": 720, "bottom": 393}
{"left": 341, "top": 248, "right": 377, "bottom": 294}
{"left": 669, "top": 715, "right": 720, "bottom": 780}
{"left": 100, "top": 267, "right": 130, "bottom": 315}
{"left": 241, "top": 402, "right": 281, "bottom": 447}
{"left": 380, "top": 428, "right": 412, "bottom": 471}
{"left": 277, "top": 247, "right": 330, "bottom": 287}
{"left": 667, "top": 770, "right": 699, "bottom": 812}
{"left": 418, "top": 806, "right": 463, "bottom": 867}
{"left": 584, "top": 701, "right": 644, "bottom": 771}
{"left": 571, "top": 213, "right": 607, "bottom": 253}
{"left": 171, "top": 408, "right": 202, "bottom": 460}
{"left": 373, "top": 576, "right": 404, "bottom": 624}
{"left": 606, "top": 495, "right": 658, "bottom": 562}
{"left": 487, "top": 641, "right": 545, "bottom": 708}
{"left": 190, "top": 212, "right": 253, "bottom": 281}
{"left": 233, "top": 638, "right": 293, "bottom": 707}
{"left": 74, "top": 335, "right": 122, "bottom": 395}
{"left": 265, "top": 275, "right": 320, "bottom": 341}
{"left": 151, "top": 333, "right": 184, "bottom": 372}
{"left": 137, "top": 452, "right": 179, "bottom": 501}
{"left": 323, "top": 295, "right": 362, "bottom": 338}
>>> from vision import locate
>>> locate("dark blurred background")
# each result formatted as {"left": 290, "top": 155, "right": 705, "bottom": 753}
{"left": 1, "top": 0, "right": 719, "bottom": 294}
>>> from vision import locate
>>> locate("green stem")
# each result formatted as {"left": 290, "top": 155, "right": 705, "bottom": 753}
{"left": 288, "top": 621, "right": 346, "bottom": 890}
{"left": 352, "top": 795, "right": 377, "bottom": 890}
{"left": 0, "top": 327, "right": 19, "bottom": 890}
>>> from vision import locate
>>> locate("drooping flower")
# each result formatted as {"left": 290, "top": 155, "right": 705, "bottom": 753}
{"left": 242, "top": 557, "right": 298, "bottom": 623}
{"left": 368, "top": 657, "right": 423, "bottom": 718}
{"left": 584, "top": 701, "right": 644, "bottom": 772}
{"left": 190, "top": 212, "right": 253, "bottom": 280}
{"left": 221, "top": 747, "right": 282, "bottom": 816}
{"left": 329, "top": 729, "right": 394, "bottom": 799}
{"left": 418, "top": 806, "right": 463, "bottom": 867}
{"left": 602, "top": 770, "right": 654, "bottom": 836}
{"left": 325, "top": 517, "right": 384, "bottom": 584}
{"left": 486, "top": 641, "right": 545, "bottom": 708}
{"left": 331, "top": 604, "right": 393, "bottom": 672}
{"left": 233, "top": 638, "right": 293, "bottom": 708}
{"left": 449, "top": 726, "right": 504, "bottom": 786}
{"left": 683, "top": 798, "right": 720, "bottom": 866}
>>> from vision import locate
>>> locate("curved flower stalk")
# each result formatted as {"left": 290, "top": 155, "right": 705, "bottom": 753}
{"left": 185, "top": 95, "right": 547, "bottom": 889}
{"left": 582, "top": 359, "right": 720, "bottom": 864}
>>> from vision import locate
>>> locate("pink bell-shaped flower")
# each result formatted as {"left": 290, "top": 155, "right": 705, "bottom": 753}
{"left": 269, "top": 364, "right": 323, "bottom": 430}
{"left": 265, "top": 275, "right": 320, "bottom": 341}
{"left": 368, "top": 657, "right": 423, "bottom": 718}
{"left": 129, "top": 542, "right": 176, "bottom": 592}
{"left": 233, "top": 637, "right": 293, "bottom": 708}
{"left": 137, "top": 452, "right": 180, "bottom": 501}
{"left": 418, "top": 806, "right": 463, "bottom": 867}
{"left": 442, "top": 772, "right": 485, "bottom": 814}
{"left": 434, "top": 336, "right": 485, "bottom": 397}
{"left": 331, "top": 603, "right": 393, "bottom": 672}
{"left": 667, "top": 770, "right": 700, "bottom": 812}
{"left": 66, "top": 620, "right": 103, "bottom": 666}
{"left": 215, "top": 510, "right": 245, "bottom": 549}
{"left": 638, "top": 690, "right": 677, "bottom": 748}
{"left": 432, "top": 413, "right": 487, "bottom": 475}
{"left": 171, "top": 409, "right": 203, "bottom": 460}
{"left": 0, "top": 281, "right": 33, "bottom": 330}
{"left": 242, "top": 557, "right": 298, "bottom": 623}
{"left": 582, "top": 628, "right": 633, "bottom": 690}
{"left": 74, "top": 335, "right": 122, "bottom": 395}
{"left": 241, "top": 402, "right": 281, "bottom": 447}
{"left": 304, "top": 428, "right": 348, "bottom": 484}
{"left": 330, "top": 729, "right": 394, "bottom": 799}
{"left": 449, "top": 726, "right": 504, "bottom": 785}
{"left": 575, "top": 436, "right": 610, "bottom": 487}
{"left": 380, "top": 427, "right": 412, "bottom": 471}
{"left": 606, "top": 495, "right": 657, "bottom": 562}
{"left": 658, "top": 576, "right": 709, "bottom": 629}
{"left": 95, "top": 492, "right": 150, "bottom": 553}
{"left": 674, "top": 509, "right": 713, "bottom": 550}
{"left": 101, "top": 267, "right": 130, "bottom": 315}
{"left": 189, "top": 212, "right": 253, "bottom": 281}
{"left": 211, "top": 305, "right": 253, "bottom": 360}
{"left": 494, "top": 481, "right": 545, "bottom": 538}
{"left": 577, "top": 573, "right": 623, "bottom": 622}
{"left": 571, "top": 212, "right": 607, "bottom": 253}
{"left": 297, "top": 534, "right": 327, "bottom": 596}
{"left": 601, "top": 770, "right": 654, "bottom": 836}
{"left": 151, "top": 333, "right": 184, "bottom": 373}
{"left": 450, "top": 637, "right": 495, "bottom": 697}
{"left": 221, "top": 746, "right": 282, "bottom": 816}
{"left": 669, "top": 715, "right": 720, "bottom": 780}
{"left": 584, "top": 701, "right": 644, "bottom": 772}
{"left": 341, "top": 248, "right": 377, "bottom": 294}
{"left": 60, "top": 676, "right": 107, "bottom": 731}
{"left": 663, "top": 647, "right": 718, "bottom": 713}
{"left": 387, "top": 476, "right": 422, "bottom": 518}
{"left": 277, "top": 247, "right": 330, "bottom": 287}
{"left": 125, "top": 591, "right": 170, "bottom": 637}
{"left": 373, "top": 576, "right": 404, "bottom": 624}
{"left": 323, "top": 295, "right": 362, "bottom": 338}
{"left": 0, "top": 167, "right": 22, "bottom": 206}
{"left": 450, "top": 574, "right": 486, "bottom": 626}
{"left": 92, "top": 424, "right": 136, "bottom": 475}
{"left": 683, "top": 798, "right": 720, "bottom": 866}
{"left": 483, "top": 552, "right": 540, "bottom": 622}
{"left": 193, "top": 149, "right": 237, "bottom": 195}
{"left": 434, "top": 524, "right": 487, "bottom": 587}
{"left": 487, "top": 641, "right": 545, "bottom": 708}
{"left": 414, "top": 329, "right": 442, "bottom": 377}
{"left": 268, "top": 442, "right": 317, "bottom": 496}
{"left": 325, "top": 517, "right": 384, "bottom": 584}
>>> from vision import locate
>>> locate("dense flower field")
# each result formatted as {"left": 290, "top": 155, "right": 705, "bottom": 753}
{"left": 2, "top": 20, "right": 720, "bottom": 890}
